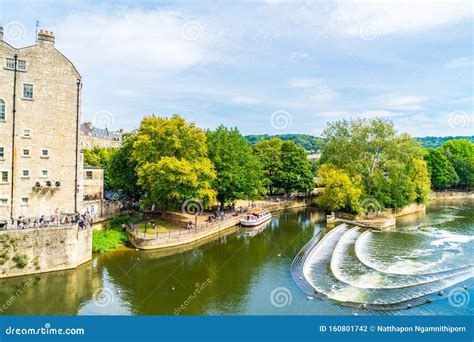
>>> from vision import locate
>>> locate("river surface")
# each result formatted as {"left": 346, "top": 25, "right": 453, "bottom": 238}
{"left": 0, "top": 199, "right": 473, "bottom": 315}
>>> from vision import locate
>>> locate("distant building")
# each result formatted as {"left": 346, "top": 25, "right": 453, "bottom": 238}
{"left": 80, "top": 121, "right": 123, "bottom": 149}
{"left": 0, "top": 27, "right": 82, "bottom": 219}
{"left": 307, "top": 152, "right": 321, "bottom": 160}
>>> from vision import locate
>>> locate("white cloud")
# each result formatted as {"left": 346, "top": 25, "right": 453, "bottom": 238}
{"left": 380, "top": 95, "right": 428, "bottom": 111}
{"left": 316, "top": 110, "right": 405, "bottom": 119}
{"left": 446, "top": 57, "right": 473, "bottom": 69}
{"left": 327, "top": 0, "right": 473, "bottom": 38}
{"left": 230, "top": 96, "right": 262, "bottom": 105}
{"left": 54, "top": 9, "right": 217, "bottom": 77}
{"left": 289, "top": 78, "right": 337, "bottom": 103}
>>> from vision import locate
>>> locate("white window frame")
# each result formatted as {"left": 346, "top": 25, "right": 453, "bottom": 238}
{"left": 5, "top": 58, "right": 15, "bottom": 69}
{"left": 22, "top": 129, "right": 31, "bottom": 138}
{"left": 40, "top": 170, "right": 48, "bottom": 178}
{"left": 20, "top": 197, "right": 29, "bottom": 206}
{"left": 17, "top": 60, "right": 27, "bottom": 71}
{"left": 22, "top": 84, "right": 34, "bottom": 99}
{"left": 0, "top": 147, "right": 4, "bottom": 160}
{"left": 0, "top": 198, "right": 8, "bottom": 206}
{"left": 21, "top": 149, "right": 30, "bottom": 158}
{"left": 21, "top": 169, "right": 30, "bottom": 178}
{"left": 40, "top": 149, "right": 49, "bottom": 158}
{"left": 86, "top": 171, "right": 93, "bottom": 180}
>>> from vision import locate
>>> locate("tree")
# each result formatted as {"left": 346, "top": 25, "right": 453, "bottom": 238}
{"left": 108, "top": 133, "right": 140, "bottom": 197}
{"left": 320, "top": 118, "right": 430, "bottom": 209}
{"left": 425, "top": 148, "right": 459, "bottom": 190}
{"left": 279, "top": 141, "right": 315, "bottom": 195}
{"left": 316, "top": 164, "right": 361, "bottom": 213}
{"left": 455, "top": 157, "right": 474, "bottom": 189}
{"left": 206, "top": 126, "right": 265, "bottom": 208}
{"left": 132, "top": 115, "right": 216, "bottom": 210}
{"left": 439, "top": 139, "right": 474, "bottom": 164}
{"left": 253, "top": 139, "right": 314, "bottom": 195}
{"left": 253, "top": 138, "right": 283, "bottom": 195}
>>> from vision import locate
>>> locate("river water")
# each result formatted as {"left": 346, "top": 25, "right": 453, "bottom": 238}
{"left": 0, "top": 199, "right": 472, "bottom": 315}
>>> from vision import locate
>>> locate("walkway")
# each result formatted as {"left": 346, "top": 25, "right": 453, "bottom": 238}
{"left": 128, "top": 198, "right": 312, "bottom": 250}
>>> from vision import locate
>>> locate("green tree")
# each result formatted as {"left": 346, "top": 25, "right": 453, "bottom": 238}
{"left": 108, "top": 133, "right": 140, "bottom": 197}
{"left": 253, "top": 138, "right": 283, "bottom": 195}
{"left": 279, "top": 141, "right": 315, "bottom": 195}
{"left": 206, "top": 126, "right": 265, "bottom": 208}
{"left": 132, "top": 115, "right": 216, "bottom": 210}
{"left": 439, "top": 139, "right": 474, "bottom": 164}
{"left": 425, "top": 148, "right": 459, "bottom": 189}
{"left": 320, "top": 118, "right": 429, "bottom": 208}
{"left": 316, "top": 164, "right": 361, "bottom": 213}
{"left": 455, "top": 157, "right": 474, "bottom": 189}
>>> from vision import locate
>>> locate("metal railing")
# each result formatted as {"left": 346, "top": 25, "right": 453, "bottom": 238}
{"left": 128, "top": 196, "right": 313, "bottom": 242}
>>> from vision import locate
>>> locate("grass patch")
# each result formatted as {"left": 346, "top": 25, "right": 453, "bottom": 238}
{"left": 92, "top": 229, "right": 128, "bottom": 253}
{"left": 92, "top": 215, "right": 145, "bottom": 253}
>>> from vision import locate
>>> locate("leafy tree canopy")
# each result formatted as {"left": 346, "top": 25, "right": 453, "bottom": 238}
{"left": 206, "top": 126, "right": 266, "bottom": 207}
{"left": 132, "top": 115, "right": 216, "bottom": 209}
{"left": 319, "top": 118, "right": 430, "bottom": 209}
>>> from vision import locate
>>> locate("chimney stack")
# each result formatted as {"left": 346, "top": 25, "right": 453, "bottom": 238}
{"left": 37, "top": 29, "right": 54, "bottom": 48}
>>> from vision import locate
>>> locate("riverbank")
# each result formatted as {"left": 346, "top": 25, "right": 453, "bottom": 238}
{"left": 329, "top": 203, "right": 426, "bottom": 229}
{"left": 429, "top": 190, "right": 474, "bottom": 200}
{"left": 128, "top": 199, "right": 313, "bottom": 250}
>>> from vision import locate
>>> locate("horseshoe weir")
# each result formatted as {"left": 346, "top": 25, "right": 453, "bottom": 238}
{"left": 0, "top": 199, "right": 472, "bottom": 315}
{"left": 292, "top": 200, "right": 474, "bottom": 311}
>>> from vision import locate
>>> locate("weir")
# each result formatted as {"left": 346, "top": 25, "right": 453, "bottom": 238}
{"left": 291, "top": 222, "right": 474, "bottom": 311}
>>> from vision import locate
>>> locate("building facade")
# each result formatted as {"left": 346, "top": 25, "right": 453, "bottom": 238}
{"left": 80, "top": 122, "right": 123, "bottom": 149}
{"left": 0, "top": 27, "right": 82, "bottom": 220}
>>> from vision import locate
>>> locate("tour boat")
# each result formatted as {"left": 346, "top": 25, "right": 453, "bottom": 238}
{"left": 240, "top": 209, "right": 272, "bottom": 227}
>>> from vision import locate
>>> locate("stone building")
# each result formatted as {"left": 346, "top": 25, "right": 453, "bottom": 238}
{"left": 80, "top": 165, "right": 104, "bottom": 217}
{"left": 0, "top": 27, "right": 82, "bottom": 220}
{"left": 80, "top": 121, "right": 123, "bottom": 149}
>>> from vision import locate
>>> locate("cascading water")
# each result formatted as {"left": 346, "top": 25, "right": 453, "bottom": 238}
{"left": 297, "top": 202, "right": 474, "bottom": 310}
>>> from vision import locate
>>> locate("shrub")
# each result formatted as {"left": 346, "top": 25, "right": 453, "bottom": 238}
{"left": 12, "top": 254, "right": 28, "bottom": 269}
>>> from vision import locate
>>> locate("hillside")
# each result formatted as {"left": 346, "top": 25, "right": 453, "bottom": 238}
{"left": 245, "top": 134, "right": 474, "bottom": 151}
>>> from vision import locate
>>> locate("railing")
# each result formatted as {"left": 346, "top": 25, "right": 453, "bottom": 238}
{"left": 0, "top": 213, "right": 92, "bottom": 231}
{"left": 128, "top": 196, "right": 314, "bottom": 243}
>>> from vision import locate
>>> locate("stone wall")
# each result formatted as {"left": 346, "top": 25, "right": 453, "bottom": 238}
{"left": 429, "top": 191, "right": 474, "bottom": 200}
{"left": 0, "top": 226, "right": 92, "bottom": 278}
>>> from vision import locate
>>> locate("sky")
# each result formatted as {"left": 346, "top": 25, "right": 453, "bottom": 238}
{"left": 0, "top": 0, "right": 473, "bottom": 137}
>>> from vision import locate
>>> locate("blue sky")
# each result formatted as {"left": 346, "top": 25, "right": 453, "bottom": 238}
{"left": 1, "top": 0, "right": 473, "bottom": 136}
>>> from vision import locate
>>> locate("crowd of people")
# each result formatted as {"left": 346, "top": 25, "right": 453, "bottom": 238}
{"left": 1, "top": 210, "right": 93, "bottom": 230}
